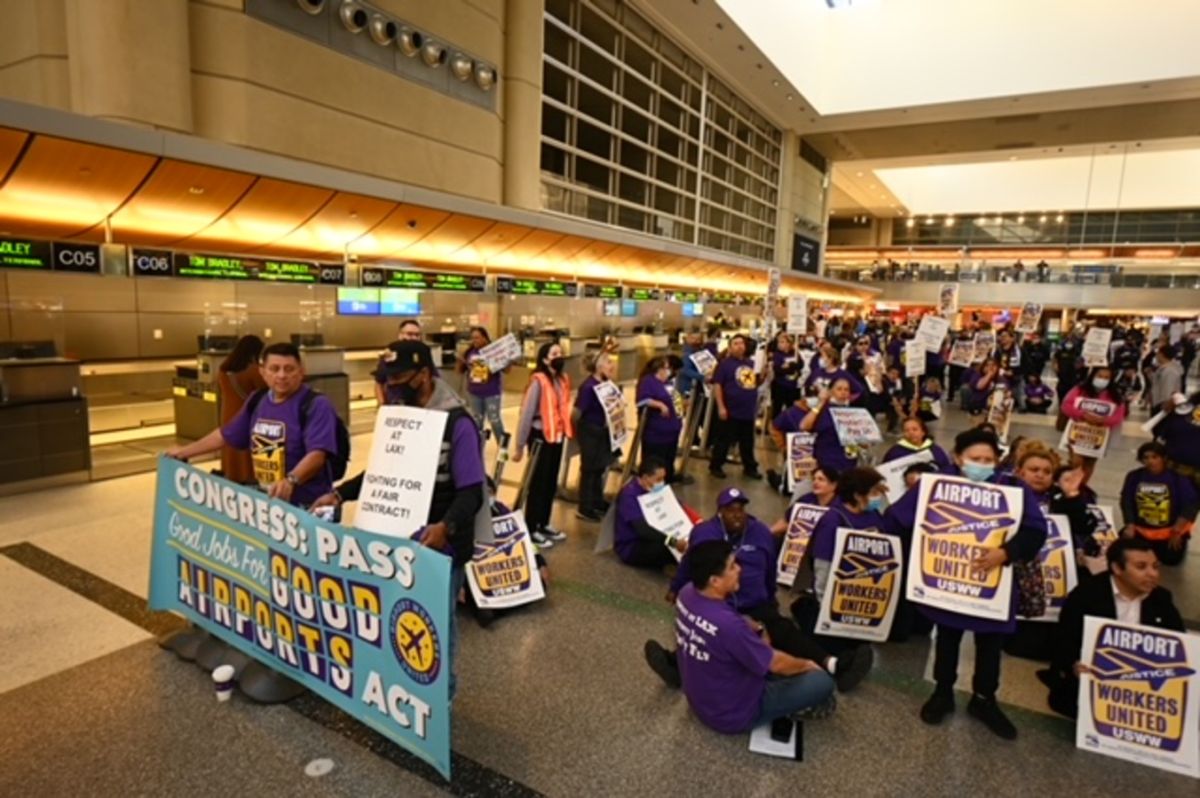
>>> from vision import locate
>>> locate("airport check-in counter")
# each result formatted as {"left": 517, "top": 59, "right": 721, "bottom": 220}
{"left": 0, "top": 357, "right": 91, "bottom": 490}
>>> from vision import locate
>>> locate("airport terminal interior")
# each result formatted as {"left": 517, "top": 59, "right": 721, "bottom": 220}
{"left": 2, "top": 0, "right": 1200, "bottom": 795}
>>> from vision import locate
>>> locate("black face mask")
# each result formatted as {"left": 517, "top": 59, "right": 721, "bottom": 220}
{"left": 550, "top": 357, "right": 566, "bottom": 373}
{"left": 395, "top": 375, "right": 423, "bottom": 406}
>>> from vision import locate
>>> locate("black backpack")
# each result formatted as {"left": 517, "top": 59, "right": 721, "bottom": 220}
{"left": 245, "top": 388, "right": 351, "bottom": 481}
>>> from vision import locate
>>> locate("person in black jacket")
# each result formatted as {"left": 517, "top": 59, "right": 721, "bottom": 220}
{"left": 1038, "top": 536, "right": 1185, "bottom": 719}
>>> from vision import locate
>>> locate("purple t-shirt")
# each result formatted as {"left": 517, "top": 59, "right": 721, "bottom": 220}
{"left": 809, "top": 498, "right": 885, "bottom": 562}
{"left": 676, "top": 584, "right": 773, "bottom": 735}
{"left": 670, "top": 516, "right": 778, "bottom": 610}
{"left": 1025, "top": 383, "right": 1054, "bottom": 404}
{"left": 882, "top": 441, "right": 952, "bottom": 472}
{"left": 812, "top": 406, "right": 856, "bottom": 472}
{"left": 637, "top": 375, "right": 682, "bottom": 447}
{"left": 221, "top": 385, "right": 337, "bottom": 508}
{"left": 613, "top": 478, "right": 650, "bottom": 562}
{"left": 713, "top": 356, "right": 760, "bottom": 421}
{"left": 574, "top": 376, "right": 609, "bottom": 428}
{"left": 463, "top": 347, "right": 502, "bottom": 398}
{"left": 1157, "top": 411, "right": 1200, "bottom": 468}
{"left": 804, "top": 367, "right": 865, "bottom": 399}
{"left": 412, "top": 413, "right": 487, "bottom": 557}
{"left": 771, "top": 350, "right": 800, "bottom": 389}
{"left": 772, "top": 404, "right": 806, "bottom": 434}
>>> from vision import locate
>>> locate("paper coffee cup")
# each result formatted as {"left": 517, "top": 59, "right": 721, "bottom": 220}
{"left": 212, "top": 664, "right": 235, "bottom": 702}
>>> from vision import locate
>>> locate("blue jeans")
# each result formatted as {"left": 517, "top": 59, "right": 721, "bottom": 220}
{"left": 449, "top": 565, "right": 465, "bottom": 699}
{"left": 753, "top": 670, "right": 835, "bottom": 727}
{"left": 467, "top": 393, "right": 506, "bottom": 442}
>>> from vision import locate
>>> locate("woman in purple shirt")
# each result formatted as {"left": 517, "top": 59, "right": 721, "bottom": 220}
{"left": 804, "top": 345, "right": 866, "bottom": 402}
{"left": 963, "top": 358, "right": 1000, "bottom": 415}
{"left": 636, "top": 357, "right": 684, "bottom": 483}
{"left": 574, "top": 352, "right": 618, "bottom": 521}
{"left": 768, "top": 332, "right": 802, "bottom": 422}
{"left": 882, "top": 417, "right": 952, "bottom": 472}
{"left": 799, "top": 376, "right": 859, "bottom": 473}
{"left": 458, "top": 326, "right": 507, "bottom": 445}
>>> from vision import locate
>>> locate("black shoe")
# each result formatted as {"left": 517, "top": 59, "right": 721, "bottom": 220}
{"left": 967, "top": 694, "right": 1018, "bottom": 739}
{"left": 766, "top": 470, "right": 782, "bottom": 491}
{"left": 744, "top": 470, "right": 762, "bottom": 480}
{"left": 670, "top": 474, "right": 696, "bottom": 486}
{"left": 644, "top": 640, "right": 681, "bottom": 689}
{"left": 834, "top": 645, "right": 873, "bottom": 692}
{"left": 708, "top": 467, "right": 727, "bottom": 478}
{"left": 575, "top": 509, "right": 603, "bottom": 522}
{"left": 473, "top": 607, "right": 497, "bottom": 629}
{"left": 920, "top": 690, "right": 955, "bottom": 725}
{"left": 597, "top": 499, "right": 612, "bottom": 512}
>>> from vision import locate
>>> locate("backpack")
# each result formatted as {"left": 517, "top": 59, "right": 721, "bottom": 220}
{"left": 245, "top": 388, "right": 351, "bottom": 481}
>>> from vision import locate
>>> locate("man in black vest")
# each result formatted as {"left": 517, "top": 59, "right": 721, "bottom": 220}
{"left": 1038, "top": 536, "right": 1185, "bottom": 718}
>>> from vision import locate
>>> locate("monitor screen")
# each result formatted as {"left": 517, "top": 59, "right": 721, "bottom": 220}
{"left": 621, "top": 299, "right": 638, "bottom": 317}
{"left": 681, "top": 302, "right": 705, "bottom": 317}
{"left": 602, "top": 299, "right": 621, "bottom": 317}
{"left": 336, "top": 287, "right": 380, "bottom": 315}
{"left": 380, "top": 288, "right": 421, "bottom": 316}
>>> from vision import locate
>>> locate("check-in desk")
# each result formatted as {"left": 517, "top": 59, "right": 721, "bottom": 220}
{"left": 0, "top": 358, "right": 91, "bottom": 491}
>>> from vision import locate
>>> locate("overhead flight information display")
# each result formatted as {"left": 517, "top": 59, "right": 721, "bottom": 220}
{"left": 360, "top": 267, "right": 485, "bottom": 292}
{"left": 496, "top": 277, "right": 579, "bottom": 297}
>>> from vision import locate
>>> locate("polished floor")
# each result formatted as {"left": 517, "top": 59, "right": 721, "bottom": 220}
{"left": 2, "top": 385, "right": 1198, "bottom": 796}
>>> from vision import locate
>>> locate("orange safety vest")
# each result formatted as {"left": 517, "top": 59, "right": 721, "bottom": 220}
{"left": 527, "top": 371, "right": 575, "bottom": 443}
{"left": 1133, "top": 522, "right": 1192, "bottom": 542}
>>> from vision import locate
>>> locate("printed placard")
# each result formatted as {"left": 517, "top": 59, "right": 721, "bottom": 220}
{"left": 938, "top": 283, "right": 959, "bottom": 317}
{"left": 1076, "top": 617, "right": 1200, "bottom": 778}
{"left": 876, "top": 448, "right": 936, "bottom": 504}
{"left": 689, "top": 349, "right": 718, "bottom": 379}
{"left": 905, "top": 339, "right": 927, "bottom": 378}
{"left": 637, "top": 486, "right": 693, "bottom": 561}
{"left": 905, "top": 474, "right": 1022, "bottom": 621}
{"left": 476, "top": 333, "right": 522, "bottom": 373}
{"left": 785, "top": 432, "right": 817, "bottom": 494}
{"left": 777, "top": 502, "right": 828, "bottom": 588}
{"left": 1083, "top": 327, "right": 1114, "bottom": 367}
{"left": 815, "top": 528, "right": 904, "bottom": 642}
{"left": 593, "top": 380, "right": 629, "bottom": 450}
{"left": 948, "top": 339, "right": 975, "bottom": 368}
{"left": 987, "top": 389, "right": 1014, "bottom": 444}
{"left": 1089, "top": 504, "right": 1118, "bottom": 544}
{"left": 767, "top": 267, "right": 781, "bottom": 304}
{"left": 149, "top": 459, "right": 452, "bottom": 778}
{"left": 1060, "top": 420, "right": 1111, "bottom": 459}
{"left": 467, "top": 511, "right": 545, "bottom": 610}
{"left": 787, "top": 295, "right": 808, "bottom": 335}
{"left": 829, "top": 406, "right": 883, "bottom": 447}
{"left": 973, "top": 331, "right": 996, "bottom": 363}
{"left": 916, "top": 315, "right": 950, "bottom": 353}
{"left": 1020, "top": 514, "right": 1077, "bottom": 623}
{"left": 354, "top": 405, "right": 448, "bottom": 538}
{"left": 1015, "top": 302, "right": 1044, "bottom": 334}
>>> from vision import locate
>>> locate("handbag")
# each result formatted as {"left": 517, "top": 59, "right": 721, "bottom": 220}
{"left": 1013, "top": 559, "right": 1047, "bottom": 618}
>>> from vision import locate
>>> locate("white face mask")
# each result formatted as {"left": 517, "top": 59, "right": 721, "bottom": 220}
{"left": 1093, "top": 378, "right": 1110, "bottom": 390}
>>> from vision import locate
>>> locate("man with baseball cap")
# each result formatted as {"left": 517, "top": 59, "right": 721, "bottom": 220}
{"left": 644, "top": 487, "right": 871, "bottom": 693}
{"left": 315, "top": 340, "right": 484, "bottom": 696}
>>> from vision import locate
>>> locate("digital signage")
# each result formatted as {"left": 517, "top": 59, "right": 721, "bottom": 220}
{"left": 336, "top": 287, "right": 380, "bottom": 316}
{"left": 361, "top": 267, "right": 485, "bottom": 292}
{"left": 380, "top": 288, "right": 421, "bottom": 315}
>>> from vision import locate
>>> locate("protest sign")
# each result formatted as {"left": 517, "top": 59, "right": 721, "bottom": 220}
{"left": 593, "top": 380, "right": 629, "bottom": 450}
{"left": 938, "top": 283, "right": 959, "bottom": 317}
{"left": 1088, "top": 504, "right": 1118, "bottom": 543}
{"left": 916, "top": 315, "right": 950, "bottom": 353}
{"left": 149, "top": 459, "right": 452, "bottom": 777}
{"left": 777, "top": 503, "right": 828, "bottom": 588}
{"left": 987, "top": 389, "right": 1014, "bottom": 444}
{"left": 973, "top": 331, "right": 996, "bottom": 363}
{"left": 875, "top": 447, "right": 935, "bottom": 503}
{"left": 1083, "top": 327, "right": 1114, "bottom": 367}
{"left": 476, "top": 333, "right": 522, "bottom": 373}
{"left": 829, "top": 406, "right": 883, "bottom": 448}
{"left": 1060, "top": 420, "right": 1111, "bottom": 458}
{"left": 354, "top": 406, "right": 448, "bottom": 538}
{"left": 1019, "top": 514, "right": 1076, "bottom": 623}
{"left": 1015, "top": 303, "right": 1044, "bottom": 334}
{"left": 467, "top": 511, "right": 545, "bottom": 610}
{"left": 689, "top": 349, "right": 718, "bottom": 378}
{"left": 815, "top": 529, "right": 904, "bottom": 642}
{"left": 948, "top": 339, "right": 975, "bottom": 368}
{"left": 905, "top": 339, "right": 926, "bottom": 378}
{"left": 767, "top": 267, "right": 781, "bottom": 305}
{"left": 787, "top": 295, "right": 808, "bottom": 335}
{"left": 638, "top": 486, "right": 694, "bottom": 560}
{"left": 785, "top": 432, "right": 817, "bottom": 494}
{"left": 1076, "top": 617, "right": 1200, "bottom": 778}
{"left": 905, "top": 474, "right": 1022, "bottom": 621}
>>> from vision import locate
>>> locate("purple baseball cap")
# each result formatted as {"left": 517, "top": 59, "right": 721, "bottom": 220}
{"left": 716, "top": 487, "right": 750, "bottom": 508}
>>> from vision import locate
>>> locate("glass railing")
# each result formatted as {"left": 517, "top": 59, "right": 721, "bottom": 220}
{"left": 825, "top": 264, "right": 1200, "bottom": 289}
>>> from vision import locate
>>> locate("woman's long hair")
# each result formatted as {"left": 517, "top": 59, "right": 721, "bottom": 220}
{"left": 222, "top": 335, "right": 264, "bottom": 373}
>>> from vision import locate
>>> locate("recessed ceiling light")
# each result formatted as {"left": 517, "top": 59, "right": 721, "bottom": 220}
{"left": 1016, "top": 214, "right": 1025, "bottom": 224}
{"left": 716, "top": 22, "right": 724, "bottom": 30}
{"left": 906, "top": 218, "right": 915, "bottom": 228}
{"left": 1039, "top": 214, "right": 1048, "bottom": 223}
{"left": 188, "top": 186, "right": 204, "bottom": 195}
{"left": 869, "top": 184, "right": 876, "bottom": 189}
{"left": 786, "top": 93, "right": 793, "bottom": 100}
{"left": 1008, "top": 155, "right": 1018, "bottom": 161}
{"left": 856, "top": 171, "right": 864, "bottom": 177}
{"left": 772, "top": 79, "right": 780, "bottom": 87}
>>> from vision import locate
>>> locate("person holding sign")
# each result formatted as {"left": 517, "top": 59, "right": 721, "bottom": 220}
{"left": 963, "top": 358, "right": 1000, "bottom": 416}
{"left": 882, "top": 417, "right": 951, "bottom": 472}
{"left": 709, "top": 335, "right": 764, "bottom": 480}
{"left": 1023, "top": 373, "right": 1054, "bottom": 414}
{"left": 514, "top": 342, "right": 574, "bottom": 544}
{"left": 1120, "top": 442, "right": 1197, "bottom": 566}
{"left": 768, "top": 332, "right": 802, "bottom": 424}
{"left": 1060, "top": 367, "right": 1126, "bottom": 475}
{"left": 573, "top": 352, "right": 618, "bottom": 523}
{"left": 803, "top": 344, "right": 865, "bottom": 402}
{"left": 914, "top": 429, "right": 1048, "bottom": 739}
{"left": 375, "top": 319, "right": 436, "bottom": 405}
{"left": 614, "top": 459, "right": 684, "bottom": 569}
{"left": 799, "top": 377, "right": 859, "bottom": 473}
{"left": 457, "top": 326, "right": 508, "bottom": 445}
{"left": 637, "top": 357, "right": 684, "bottom": 485}
{"left": 1039, "top": 537, "right": 1184, "bottom": 719}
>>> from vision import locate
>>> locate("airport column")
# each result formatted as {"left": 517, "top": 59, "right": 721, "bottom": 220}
{"left": 64, "top": 0, "right": 193, "bottom": 132}
{"left": 503, "top": 0, "right": 543, "bottom": 211}
{"left": 775, "top": 131, "right": 798, "bottom": 272}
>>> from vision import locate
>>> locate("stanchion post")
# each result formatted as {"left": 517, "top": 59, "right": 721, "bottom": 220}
{"left": 514, "top": 439, "right": 542, "bottom": 511}
{"left": 618, "top": 406, "right": 648, "bottom": 489}
{"left": 677, "top": 383, "right": 704, "bottom": 474}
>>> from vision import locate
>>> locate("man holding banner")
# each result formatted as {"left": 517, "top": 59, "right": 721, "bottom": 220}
{"left": 614, "top": 459, "right": 684, "bottom": 569}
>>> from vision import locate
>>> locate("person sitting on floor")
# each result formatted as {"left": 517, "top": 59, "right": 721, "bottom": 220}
{"left": 881, "top": 416, "right": 952, "bottom": 472}
{"left": 1038, "top": 536, "right": 1185, "bottom": 718}
{"left": 613, "top": 459, "right": 686, "bottom": 570}
{"left": 673, "top": 540, "right": 837, "bottom": 735}
{"left": 1120, "top": 441, "right": 1197, "bottom": 566}
{"left": 1023, "top": 374, "right": 1054, "bottom": 414}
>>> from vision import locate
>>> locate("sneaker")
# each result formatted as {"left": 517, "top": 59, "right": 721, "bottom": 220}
{"left": 920, "top": 690, "right": 955, "bottom": 725}
{"left": 708, "top": 467, "right": 727, "bottom": 478}
{"left": 833, "top": 645, "right": 873, "bottom": 692}
{"left": 766, "top": 470, "right": 782, "bottom": 492}
{"left": 794, "top": 692, "right": 837, "bottom": 721}
{"left": 643, "top": 640, "right": 682, "bottom": 689}
{"left": 575, "top": 509, "right": 603, "bottom": 522}
{"left": 967, "top": 695, "right": 1018, "bottom": 740}
{"left": 544, "top": 526, "right": 568, "bottom": 542}
{"left": 530, "top": 530, "right": 555, "bottom": 548}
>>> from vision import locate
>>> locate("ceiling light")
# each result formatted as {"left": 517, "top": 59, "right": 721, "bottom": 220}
{"left": 1008, "top": 155, "right": 1018, "bottom": 161}
{"left": 786, "top": 93, "right": 793, "bottom": 100}
{"left": 187, "top": 186, "right": 205, "bottom": 195}
{"left": 994, "top": 216, "right": 1002, "bottom": 225}
{"left": 1039, "top": 214, "right": 1048, "bottom": 224}
{"left": 944, "top": 216, "right": 955, "bottom": 227}
{"left": 421, "top": 40, "right": 447, "bottom": 67}
{"left": 369, "top": 14, "right": 398, "bottom": 46}
{"left": 925, "top": 216, "right": 935, "bottom": 225}
{"left": 297, "top": 0, "right": 325, "bottom": 15}
{"left": 772, "top": 79, "right": 780, "bottom": 87}
{"left": 338, "top": 1, "right": 368, "bottom": 34}
{"left": 450, "top": 53, "right": 473, "bottom": 81}
{"left": 474, "top": 63, "right": 496, "bottom": 91}
{"left": 397, "top": 26, "right": 423, "bottom": 57}
{"left": 905, "top": 218, "right": 915, "bottom": 228}
{"left": 1016, "top": 214, "right": 1025, "bottom": 224}
{"left": 1056, "top": 213, "right": 1064, "bottom": 223}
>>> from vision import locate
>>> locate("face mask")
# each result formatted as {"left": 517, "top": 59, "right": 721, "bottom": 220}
{"left": 867, "top": 496, "right": 886, "bottom": 513}
{"left": 650, "top": 482, "right": 667, "bottom": 494}
{"left": 396, "top": 380, "right": 421, "bottom": 406}
{"left": 962, "top": 462, "right": 995, "bottom": 483}
{"left": 550, "top": 357, "right": 565, "bottom": 373}
{"left": 1093, "top": 378, "right": 1110, "bottom": 390}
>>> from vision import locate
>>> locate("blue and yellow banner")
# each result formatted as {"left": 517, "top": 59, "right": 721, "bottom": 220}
{"left": 815, "top": 528, "right": 903, "bottom": 642}
{"left": 148, "top": 458, "right": 452, "bottom": 778}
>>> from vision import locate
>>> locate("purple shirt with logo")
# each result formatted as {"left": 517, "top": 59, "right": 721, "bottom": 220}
{"left": 670, "top": 515, "right": 778, "bottom": 610}
{"left": 713, "top": 356, "right": 760, "bottom": 421}
{"left": 809, "top": 498, "right": 885, "bottom": 562}
{"left": 637, "top": 374, "right": 682, "bottom": 447}
{"left": 463, "top": 347, "right": 502, "bottom": 398}
{"left": 677, "top": 584, "right": 774, "bottom": 735}
{"left": 772, "top": 404, "right": 806, "bottom": 434}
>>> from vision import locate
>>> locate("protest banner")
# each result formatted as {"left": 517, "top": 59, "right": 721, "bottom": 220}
{"left": 476, "top": 333, "right": 522, "bottom": 373}
{"left": 905, "top": 473, "right": 1022, "bottom": 621}
{"left": 1015, "top": 303, "right": 1044, "bottom": 334}
{"left": 916, "top": 315, "right": 950, "bottom": 353}
{"left": 875, "top": 448, "right": 935, "bottom": 503}
{"left": 467, "top": 511, "right": 545, "bottom": 610}
{"left": 815, "top": 528, "right": 904, "bottom": 642}
{"left": 1060, "top": 420, "right": 1111, "bottom": 458}
{"left": 785, "top": 432, "right": 817, "bottom": 494}
{"left": 829, "top": 406, "right": 883, "bottom": 448}
{"left": 905, "top": 339, "right": 926, "bottom": 378}
{"left": 689, "top": 349, "right": 718, "bottom": 379}
{"left": 938, "top": 283, "right": 959, "bottom": 317}
{"left": 777, "top": 503, "right": 828, "bottom": 588}
{"left": 1019, "top": 514, "right": 1077, "bottom": 623}
{"left": 1076, "top": 617, "right": 1200, "bottom": 778}
{"left": 1083, "top": 327, "right": 1114, "bottom": 367}
{"left": 987, "top": 389, "right": 1014, "bottom": 444}
{"left": 1088, "top": 504, "right": 1118, "bottom": 543}
{"left": 354, "top": 406, "right": 448, "bottom": 538}
{"left": 767, "top": 267, "right": 781, "bottom": 305}
{"left": 787, "top": 294, "right": 809, "bottom": 335}
{"left": 593, "top": 380, "right": 629, "bottom": 450}
{"left": 948, "top": 339, "right": 975, "bottom": 368}
{"left": 149, "top": 459, "right": 452, "bottom": 777}
{"left": 637, "top": 486, "right": 694, "bottom": 560}
{"left": 973, "top": 330, "right": 996, "bottom": 363}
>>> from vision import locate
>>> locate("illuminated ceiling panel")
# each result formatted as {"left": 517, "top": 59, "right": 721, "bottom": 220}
{"left": 270, "top": 192, "right": 395, "bottom": 255}
{"left": 0, "top": 127, "right": 31, "bottom": 179}
{"left": 108, "top": 161, "right": 257, "bottom": 244}
{"left": 355, "top": 204, "right": 453, "bottom": 256}
{"left": 186, "top": 178, "right": 334, "bottom": 250}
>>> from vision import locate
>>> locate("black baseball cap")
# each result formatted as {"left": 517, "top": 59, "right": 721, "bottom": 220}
{"left": 373, "top": 341, "right": 435, "bottom": 379}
